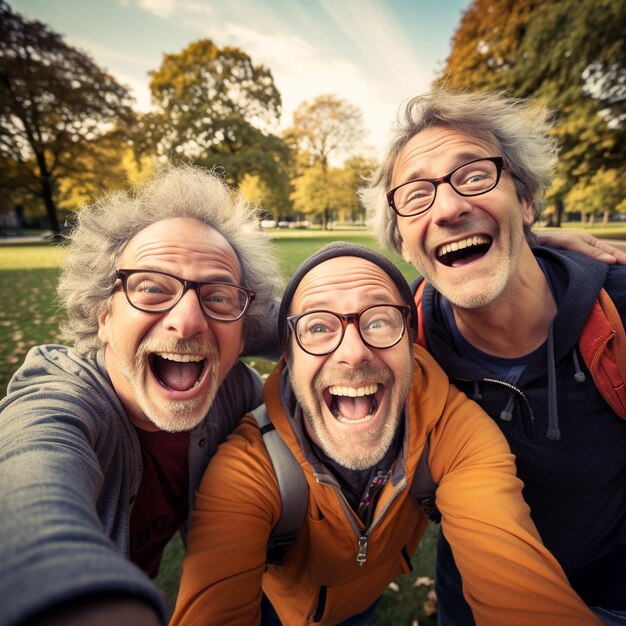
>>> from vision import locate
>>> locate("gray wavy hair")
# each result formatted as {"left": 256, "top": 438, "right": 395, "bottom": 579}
{"left": 58, "top": 164, "right": 281, "bottom": 355}
{"left": 360, "top": 89, "right": 559, "bottom": 254}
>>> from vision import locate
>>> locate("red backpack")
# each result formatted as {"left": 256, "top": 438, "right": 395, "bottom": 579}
{"left": 413, "top": 280, "right": 626, "bottom": 421}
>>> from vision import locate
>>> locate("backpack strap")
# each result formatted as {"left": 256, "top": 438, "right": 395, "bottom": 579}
{"left": 409, "top": 439, "right": 441, "bottom": 523}
{"left": 250, "top": 404, "right": 308, "bottom": 565}
{"left": 411, "top": 276, "right": 428, "bottom": 349}
{"left": 578, "top": 288, "right": 626, "bottom": 419}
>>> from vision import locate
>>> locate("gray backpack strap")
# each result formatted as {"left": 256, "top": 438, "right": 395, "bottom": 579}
{"left": 409, "top": 439, "right": 441, "bottom": 523}
{"left": 251, "top": 404, "right": 308, "bottom": 564}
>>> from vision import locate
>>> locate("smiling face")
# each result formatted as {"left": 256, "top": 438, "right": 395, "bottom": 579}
{"left": 98, "top": 217, "right": 245, "bottom": 432}
{"left": 393, "top": 126, "right": 534, "bottom": 309}
{"left": 287, "top": 256, "right": 413, "bottom": 470}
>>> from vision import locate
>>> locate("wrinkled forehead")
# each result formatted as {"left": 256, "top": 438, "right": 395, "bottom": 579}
{"left": 392, "top": 125, "right": 502, "bottom": 183}
{"left": 290, "top": 256, "right": 404, "bottom": 314}
{"left": 119, "top": 217, "right": 241, "bottom": 280}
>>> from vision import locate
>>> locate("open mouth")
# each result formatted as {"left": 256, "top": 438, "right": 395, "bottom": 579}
{"left": 436, "top": 235, "right": 492, "bottom": 267}
{"left": 149, "top": 352, "right": 207, "bottom": 391}
{"left": 325, "top": 383, "right": 384, "bottom": 424}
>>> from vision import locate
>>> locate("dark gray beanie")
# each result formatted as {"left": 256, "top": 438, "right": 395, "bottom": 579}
{"left": 278, "top": 241, "right": 418, "bottom": 350}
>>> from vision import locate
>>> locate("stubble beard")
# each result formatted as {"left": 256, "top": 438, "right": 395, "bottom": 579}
{"left": 289, "top": 358, "right": 412, "bottom": 470}
{"left": 117, "top": 338, "right": 223, "bottom": 432}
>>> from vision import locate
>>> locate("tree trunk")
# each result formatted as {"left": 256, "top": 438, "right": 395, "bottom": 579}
{"left": 34, "top": 151, "right": 61, "bottom": 234}
{"left": 40, "top": 176, "right": 60, "bottom": 234}
{"left": 553, "top": 199, "right": 563, "bottom": 228}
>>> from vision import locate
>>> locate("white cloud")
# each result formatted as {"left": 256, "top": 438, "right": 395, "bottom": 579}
{"left": 138, "top": 0, "right": 176, "bottom": 19}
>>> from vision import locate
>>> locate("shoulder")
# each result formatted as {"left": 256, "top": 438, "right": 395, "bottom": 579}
{"left": 196, "top": 413, "right": 280, "bottom": 512}
{"left": 207, "top": 360, "right": 264, "bottom": 417}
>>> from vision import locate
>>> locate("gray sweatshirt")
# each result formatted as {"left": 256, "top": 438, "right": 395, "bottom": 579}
{"left": 0, "top": 345, "right": 263, "bottom": 626}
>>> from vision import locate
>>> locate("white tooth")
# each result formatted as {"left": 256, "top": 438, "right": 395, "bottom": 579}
{"left": 457, "top": 239, "right": 467, "bottom": 249}
{"left": 450, "top": 241, "right": 459, "bottom": 251}
{"left": 158, "top": 353, "right": 204, "bottom": 363}
{"left": 329, "top": 384, "right": 379, "bottom": 397}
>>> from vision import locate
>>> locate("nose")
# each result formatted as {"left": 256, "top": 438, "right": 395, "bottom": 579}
{"left": 332, "top": 322, "right": 374, "bottom": 367}
{"left": 162, "top": 288, "right": 211, "bottom": 338}
{"left": 431, "top": 182, "right": 473, "bottom": 225}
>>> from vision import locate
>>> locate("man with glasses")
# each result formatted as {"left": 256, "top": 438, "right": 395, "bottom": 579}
{"left": 362, "top": 90, "right": 626, "bottom": 624}
{"left": 170, "top": 242, "right": 600, "bottom": 626}
{"left": 0, "top": 165, "right": 279, "bottom": 626}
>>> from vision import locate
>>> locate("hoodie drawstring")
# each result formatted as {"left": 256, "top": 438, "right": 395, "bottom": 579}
{"left": 572, "top": 349, "right": 587, "bottom": 383}
{"left": 472, "top": 381, "right": 482, "bottom": 402}
{"left": 546, "top": 326, "right": 561, "bottom": 440}
{"left": 499, "top": 394, "right": 515, "bottom": 422}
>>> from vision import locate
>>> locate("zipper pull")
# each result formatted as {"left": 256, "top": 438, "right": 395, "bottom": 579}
{"left": 357, "top": 536, "right": 368, "bottom": 567}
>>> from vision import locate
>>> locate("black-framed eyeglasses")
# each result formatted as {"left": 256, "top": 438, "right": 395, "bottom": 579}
{"left": 115, "top": 269, "right": 255, "bottom": 322}
{"left": 387, "top": 156, "right": 507, "bottom": 217}
{"left": 287, "top": 304, "right": 411, "bottom": 356}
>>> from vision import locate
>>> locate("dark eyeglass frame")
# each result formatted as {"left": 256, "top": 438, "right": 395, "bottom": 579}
{"left": 287, "top": 304, "right": 411, "bottom": 356}
{"left": 386, "top": 156, "right": 507, "bottom": 217}
{"left": 115, "top": 269, "right": 255, "bottom": 322}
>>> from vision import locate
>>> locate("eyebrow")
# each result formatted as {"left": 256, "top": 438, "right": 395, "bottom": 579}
{"left": 125, "top": 267, "right": 239, "bottom": 284}
{"left": 401, "top": 150, "right": 489, "bottom": 183}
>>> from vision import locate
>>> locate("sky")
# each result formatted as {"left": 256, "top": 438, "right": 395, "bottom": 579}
{"left": 11, "top": 0, "right": 471, "bottom": 158}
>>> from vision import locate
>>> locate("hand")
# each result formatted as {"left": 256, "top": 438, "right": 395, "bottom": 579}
{"left": 536, "top": 230, "right": 626, "bottom": 266}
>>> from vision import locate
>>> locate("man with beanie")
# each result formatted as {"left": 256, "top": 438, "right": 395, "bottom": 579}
{"left": 171, "top": 242, "right": 600, "bottom": 626}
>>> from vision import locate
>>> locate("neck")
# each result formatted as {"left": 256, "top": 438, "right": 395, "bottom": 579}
{"left": 451, "top": 253, "right": 556, "bottom": 358}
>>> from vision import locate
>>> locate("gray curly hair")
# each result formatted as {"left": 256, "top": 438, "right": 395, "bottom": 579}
{"left": 360, "top": 89, "right": 559, "bottom": 254}
{"left": 58, "top": 164, "right": 281, "bottom": 355}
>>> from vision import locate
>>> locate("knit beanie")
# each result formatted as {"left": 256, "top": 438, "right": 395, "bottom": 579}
{"left": 278, "top": 241, "right": 418, "bottom": 350}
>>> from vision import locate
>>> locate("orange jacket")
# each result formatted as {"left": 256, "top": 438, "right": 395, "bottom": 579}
{"left": 172, "top": 345, "right": 600, "bottom": 626}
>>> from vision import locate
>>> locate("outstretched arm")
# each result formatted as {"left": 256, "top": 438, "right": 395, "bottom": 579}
{"left": 427, "top": 384, "right": 602, "bottom": 625}
{"left": 536, "top": 230, "right": 626, "bottom": 265}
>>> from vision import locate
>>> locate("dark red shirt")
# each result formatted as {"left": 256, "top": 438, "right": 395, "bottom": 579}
{"left": 129, "top": 428, "right": 189, "bottom": 577}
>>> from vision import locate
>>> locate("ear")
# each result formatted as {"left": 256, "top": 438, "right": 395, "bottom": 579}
{"left": 400, "top": 241, "right": 413, "bottom": 264}
{"left": 521, "top": 197, "right": 534, "bottom": 227}
{"left": 98, "top": 307, "right": 111, "bottom": 345}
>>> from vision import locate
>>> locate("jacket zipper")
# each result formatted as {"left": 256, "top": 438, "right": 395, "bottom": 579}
{"left": 454, "top": 376, "right": 536, "bottom": 439}
{"left": 316, "top": 476, "right": 408, "bottom": 567}
{"left": 481, "top": 377, "right": 536, "bottom": 438}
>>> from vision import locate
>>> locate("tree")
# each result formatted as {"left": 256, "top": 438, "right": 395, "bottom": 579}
{"left": 239, "top": 173, "right": 293, "bottom": 222}
{"left": 436, "top": 0, "right": 626, "bottom": 227}
{"left": 436, "top": 0, "right": 542, "bottom": 92}
{"left": 284, "top": 95, "right": 366, "bottom": 229}
{"left": 0, "top": 1, "right": 136, "bottom": 233}
{"left": 565, "top": 168, "right": 626, "bottom": 224}
{"left": 142, "top": 38, "right": 290, "bottom": 189}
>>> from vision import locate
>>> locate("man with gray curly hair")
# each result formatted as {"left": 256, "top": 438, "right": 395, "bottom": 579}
{"left": 361, "top": 90, "right": 626, "bottom": 625}
{"left": 0, "top": 165, "right": 280, "bottom": 626}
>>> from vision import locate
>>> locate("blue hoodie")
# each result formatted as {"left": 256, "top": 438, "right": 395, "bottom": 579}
{"left": 422, "top": 248, "right": 626, "bottom": 611}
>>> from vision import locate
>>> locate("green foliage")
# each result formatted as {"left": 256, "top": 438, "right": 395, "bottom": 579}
{"left": 436, "top": 0, "right": 540, "bottom": 92}
{"left": 284, "top": 94, "right": 367, "bottom": 169}
{"left": 0, "top": 1, "right": 136, "bottom": 232}
{"left": 141, "top": 39, "right": 290, "bottom": 188}
{"left": 284, "top": 95, "right": 369, "bottom": 229}
{"left": 436, "top": 0, "right": 626, "bottom": 226}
